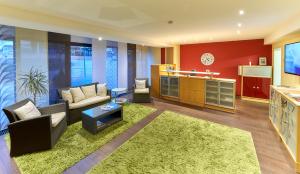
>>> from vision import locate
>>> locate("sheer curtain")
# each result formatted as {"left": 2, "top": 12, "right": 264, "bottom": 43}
{"left": 0, "top": 25, "right": 16, "bottom": 132}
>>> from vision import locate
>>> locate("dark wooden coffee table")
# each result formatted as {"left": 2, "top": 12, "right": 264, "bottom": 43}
{"left": 82, "top": 102, "right": 123, "bottom": 134}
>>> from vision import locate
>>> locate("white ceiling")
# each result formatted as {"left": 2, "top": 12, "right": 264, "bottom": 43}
{"left": 0, "top": 0, "right": 300, "bottom": 46}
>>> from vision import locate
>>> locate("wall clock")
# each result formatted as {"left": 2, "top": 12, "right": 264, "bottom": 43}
{"left": 200, "top": 53, "right": 214, "bottom": 66}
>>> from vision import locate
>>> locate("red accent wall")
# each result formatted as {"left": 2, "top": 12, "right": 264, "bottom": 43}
{"left": 180, "top": 39, "right": 272, "bottom": 96}
{"left": 161, "top": 48, "right": 165, "bottom": 64}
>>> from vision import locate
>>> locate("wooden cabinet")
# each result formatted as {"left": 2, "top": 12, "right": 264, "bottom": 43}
{"left": 179, "top": 77, "right": 205, "bottom": 107}
{"left": 151, "top": 64, "right": 176, "bottom": 98}
{"left": 239, "top": 65, "right": 272, "bottom": 101}
{"left": 242, "top": 77, "right": 271, "bottom": 99}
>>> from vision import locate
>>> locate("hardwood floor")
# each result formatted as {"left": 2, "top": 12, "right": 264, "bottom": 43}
{"left": 0, "top": 98, "right": 296, "bottom": 174}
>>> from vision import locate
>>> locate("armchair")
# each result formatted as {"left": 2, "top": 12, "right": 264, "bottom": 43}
{"left": 132, "top": 78, "right": 151, "bottom": 103}
{"left": 2, "top": 99, "right": 67, "bottom": 157}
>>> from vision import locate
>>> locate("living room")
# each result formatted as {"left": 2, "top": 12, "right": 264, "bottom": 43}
{"left": 1, "top": 1, "right": 300, "bottom": 174}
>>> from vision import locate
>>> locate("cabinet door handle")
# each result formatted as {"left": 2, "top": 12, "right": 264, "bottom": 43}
{"left": 253, "top": 86, "right": 255, "bottom": 89}
{"left": 257, "top": 86, "right": 260, "bottom": 89}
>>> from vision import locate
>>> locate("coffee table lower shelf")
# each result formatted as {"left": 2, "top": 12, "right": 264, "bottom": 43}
{"left": 82, "top": 103, "right": 123, "bottom": 134}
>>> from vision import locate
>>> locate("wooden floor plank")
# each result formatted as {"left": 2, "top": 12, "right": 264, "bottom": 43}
{"left": 0, "top": 97, "right": 296, "bottom": 174}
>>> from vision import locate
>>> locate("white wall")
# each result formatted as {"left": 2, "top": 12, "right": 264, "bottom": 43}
{"left": 92, "top": 39, "right": 106, "bottom": 83}
{"left": 118, "top": 42, "right": 128, "bottom": 88}
{"left": 15, "top": 28, "right": 49, "bottom": 106}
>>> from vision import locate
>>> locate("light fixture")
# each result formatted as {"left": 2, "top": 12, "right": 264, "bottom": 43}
{"left": 98, "top": 37, "right": 102, "bottom": 41}
{"left": 239, "top": 10, "right": 245, "bottom": 15}
{"left": 236, "top": 30, "right": 241, "bottom": 35}
{"left": 209, "top": 37, "right": 214, "bottom": 41}
{"left": 237, "top": 23, "right": 242, "bottom": 27}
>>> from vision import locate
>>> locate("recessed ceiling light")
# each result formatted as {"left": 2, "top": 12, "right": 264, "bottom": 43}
{"left": 237, "top": 23, "right": 242, "bottom": 27}
{"left": 168, "top": 20, "right": 174, "bottom": 24}
{"left": 98, "top": 37, "right": 102, "bottom": 41}
{"left": 236, "top": 30, "right": 241, "bottom": 35}
{"left": 239, "top": 10, "right": 245, "bottom": 15}
{"left": 209, "top": 37, "right": 214, "bottom": 41}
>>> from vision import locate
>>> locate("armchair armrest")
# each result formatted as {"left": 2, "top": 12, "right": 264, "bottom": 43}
{"left": 39, "top": 102, "right": 67, "bottom": 115}
{"left": 8, "top": 115, "right": 52, "bottom": 156}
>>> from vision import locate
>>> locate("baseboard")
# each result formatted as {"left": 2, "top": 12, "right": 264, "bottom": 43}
{"left": 241, "top": 96, "right": 269, "bottom": 103}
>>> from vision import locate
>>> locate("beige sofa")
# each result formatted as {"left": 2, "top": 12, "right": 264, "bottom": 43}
{"left": 58, "top": 82, "right": 111, "bottom": 124}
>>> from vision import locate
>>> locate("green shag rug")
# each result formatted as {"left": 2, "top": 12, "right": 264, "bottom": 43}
{"left": 6, "top": 103, "right": 156, "bottom": 174}
{"left": 89, "top": 111, "right": 261, "bottom": 174}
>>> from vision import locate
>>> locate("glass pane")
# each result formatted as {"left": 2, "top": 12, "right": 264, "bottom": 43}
{"left": 106, "top": 47, "right": 118, "bottom": 89}
{"left": 71, "top": 45, "right": 92, "bottom": 86}
{"left": 0, "top": 25, "right": 16, "bottom": 131}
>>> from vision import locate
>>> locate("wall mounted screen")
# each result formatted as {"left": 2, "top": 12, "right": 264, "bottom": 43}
{"left": 285, "top": 42, "right": 300, "bottom": 76}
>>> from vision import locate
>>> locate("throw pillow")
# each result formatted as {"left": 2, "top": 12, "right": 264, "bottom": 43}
{"left": 61, "top": 90, "right": 73, "bottom": 103}
{"left": 135, "top": 80, "right": 146, "bottom": 89}
{"left": 97, "top": 83, "right": 107, "bottom": 97}
{"left": 81, "top": 85, "right": 96, "bottom": 98}
{"left": 14, "top": 101, "right": 41, "bottom": 120}
{"left": 70, "top": 87, "right": 86, "bottom": 103}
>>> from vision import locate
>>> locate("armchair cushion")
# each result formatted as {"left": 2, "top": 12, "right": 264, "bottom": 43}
{"left": 97, "top": 83, "right": 107, "bottom": 97}
{"left": 61, "top": 90, "right": 73, "bottom": 103}
{"left": 51, "top": 112, "right": 66, "bottom": 127}
{"left": 69, "top": 96, "right": 110, "bottom": 109}
{"left": 70, "top": 87, "right": 85, "bottom": 103}
{"left": 135, "top": 80, "right": 146, "bottom": 89}
{"left": 14, "top": 101, "right": 41, "bottom": 120}
{"left": 81, "top": 85, "right": 96, "bottom": 98}
{"left": 134, "top": 88, "right": 150, "bottom": 94}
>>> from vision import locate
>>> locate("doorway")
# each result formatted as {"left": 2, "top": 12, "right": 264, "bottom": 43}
{"left": 273, "top": 48, "right": 282, "bottom": 86}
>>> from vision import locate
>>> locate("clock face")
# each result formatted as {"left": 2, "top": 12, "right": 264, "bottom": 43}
{"left": 201, "top": 53, "right": 214, "bottom": 66}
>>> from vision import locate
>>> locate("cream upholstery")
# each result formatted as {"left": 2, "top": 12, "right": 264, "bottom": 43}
{"left": 81, "top": 85, "right": 96, "bottom": 98}
{"left": 70, "top": 87, "right": 85, "bottom": 103}
{"left": 14, "top": 101, "right": 41, "bottom": 120}
{"left": 51, "top": 112, "right": 66, "bottom": 127}
{"left": 61, "top": 90, "right": 73, "bottom": 103}
{"left": 135, "top": 80, "right": 146, "bottom": 89}
{"left": 97, "top": 83, "right": 107, "bottom": 97}
{"left": 134, "top": 88, "right": 149, "bottom": 94}
{"left": 69, "top": 96, "right": 110, "bottom": 109}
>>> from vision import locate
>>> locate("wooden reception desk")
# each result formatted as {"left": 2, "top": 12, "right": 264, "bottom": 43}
{"left": 151, "top": 64, "right": 236, "bottom": 113}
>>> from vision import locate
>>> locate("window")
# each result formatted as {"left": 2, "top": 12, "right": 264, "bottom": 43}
{"left": 0, "top": 25, "right": 16, "bottom": 131}
{"left": 106, "top": 46, "right": 118, "bottom": 89}
{"left": 71, "top": 44, "right": 92, "bottom": 86}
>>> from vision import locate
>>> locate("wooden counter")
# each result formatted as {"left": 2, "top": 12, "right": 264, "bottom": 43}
{"left": 269, "top": 86, "right": 300, "bottom": 172}
{"left": 151, "top": 65, "right": 236, "bottom": 113}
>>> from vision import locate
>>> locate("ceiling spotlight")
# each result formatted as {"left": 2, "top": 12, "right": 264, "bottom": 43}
{"left": 236, "top": 30, "right": 241, "bottom": 35}
{"left": 239, "top": 10, "right": 245, "bottom": 15}
{"left": 98, "top": 37, "right": 102, "bottom": 41}
{"left": 237, "top": 23, "right": 242, "bottom": 27}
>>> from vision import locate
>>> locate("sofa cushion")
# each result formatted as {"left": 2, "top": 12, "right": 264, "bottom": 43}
{"left": 134, "top": 88, "right": 149, "bottom": 94}
{"left": 135, "top": 80, "right": 146, "bottom": 89}
{"left": 97, "top": 83, "right": 107, "bottom": 97}
{"left": 70, "top": 87, "right": 86, "bottom": 103}
{"left": 81, "top": 85, "right": 96, "bottom": 98}
{"left": 61, "top": 90, "right": 73, "bottom": 103}
{"left": 14, "top": 101, "right": 41, "bottom": 120}
{"left": 69, "top": 96, "right": 110, "bottom": 109}
{"left": 51, "top": 112, "right": 66, "bottom": 127}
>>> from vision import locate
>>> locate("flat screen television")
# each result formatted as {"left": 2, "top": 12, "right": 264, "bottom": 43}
{"left": 285, "top": 42, "right": 300, "bottom": 76}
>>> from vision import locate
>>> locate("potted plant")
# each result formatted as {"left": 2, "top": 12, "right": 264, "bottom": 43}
{"left": 19, "top": 68, "right": 48, "bottom": 104}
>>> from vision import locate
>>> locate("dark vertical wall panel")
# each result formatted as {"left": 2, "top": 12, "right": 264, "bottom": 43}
{"left": 127, "top": 43, "right": 136, "bottom": 92}
{"left": 48, "top": 32, "right": 70, "bottom": 104}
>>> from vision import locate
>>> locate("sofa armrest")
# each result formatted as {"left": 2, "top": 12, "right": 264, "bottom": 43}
{"left": 107, "top": 89, "right": 112, "bottom": 98}
{"left": 39, "top": 103, "right": 67, "bottom": 115}
{"left": 8, "top": 115, "right": 52, "bottom": 156}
